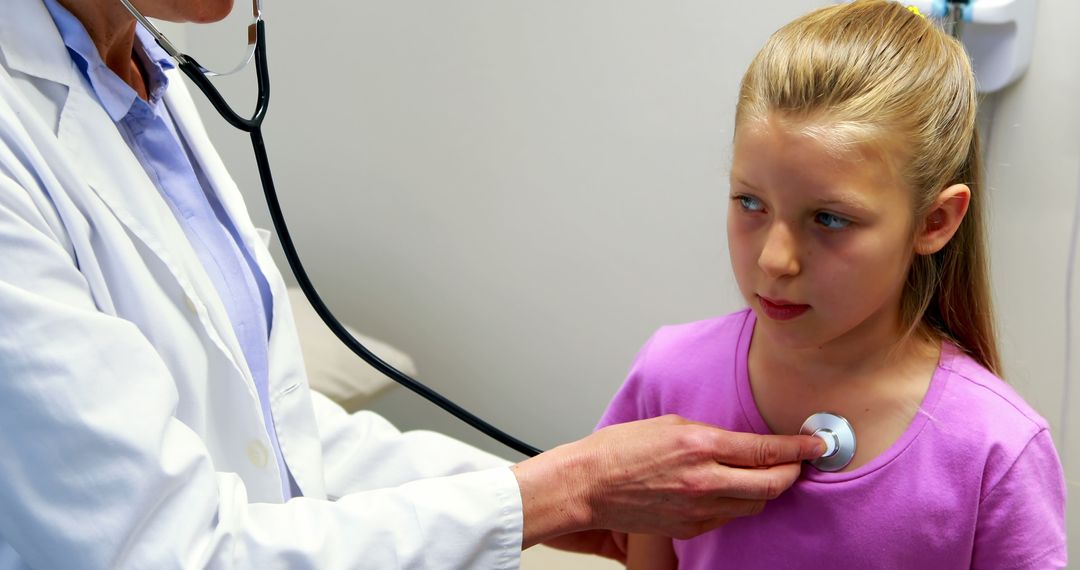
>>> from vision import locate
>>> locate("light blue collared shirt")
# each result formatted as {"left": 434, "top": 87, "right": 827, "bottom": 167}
{"left": 43, "top": 0, "right": 298, "bottom": 499}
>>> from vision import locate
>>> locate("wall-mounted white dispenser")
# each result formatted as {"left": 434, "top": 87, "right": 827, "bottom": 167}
{"left": 845, "top": 0, "right": 1039, "bottom": 93}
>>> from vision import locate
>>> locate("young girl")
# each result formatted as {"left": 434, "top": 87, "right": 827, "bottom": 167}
{"left": 596, "top": 1, "right": 1067, "bottom": 568}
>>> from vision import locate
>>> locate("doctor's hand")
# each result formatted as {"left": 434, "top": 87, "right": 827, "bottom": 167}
{"left": 512, "top": 414, "right": 825, "bottom": 553}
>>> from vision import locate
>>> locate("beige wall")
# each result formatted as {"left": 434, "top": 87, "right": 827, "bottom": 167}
{"left": 176, "top": 0, "right": 1078, "bottom": 559}
{"left": 982, "top": 0, "right": 1080, "bottom": 553}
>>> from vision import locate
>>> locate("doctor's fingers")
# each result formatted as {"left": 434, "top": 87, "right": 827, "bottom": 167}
{"left": 703, "top": 428, "right": 826, "bottom": 467}
{"left": 701, "top": 461, "right": 803, "bottom": 501}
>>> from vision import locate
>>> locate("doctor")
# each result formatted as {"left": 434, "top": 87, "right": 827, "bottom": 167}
{"left": 0, "top": 0, "right": 825, "bottom": 567}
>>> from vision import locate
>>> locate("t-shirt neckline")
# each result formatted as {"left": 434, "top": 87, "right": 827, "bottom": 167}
{"left": 733, "top": 309, "right": 952, "bottom": 483}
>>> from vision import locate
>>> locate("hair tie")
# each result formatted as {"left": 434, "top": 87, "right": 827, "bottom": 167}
{"left": 907, "top": 5, "right": 927, "bottom": 18}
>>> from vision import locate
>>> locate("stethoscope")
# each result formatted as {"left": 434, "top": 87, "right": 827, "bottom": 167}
{"left": 118, "top": 0, "right": 859, "bottom": 471}
{"left": 119, "top": 0, "right": 542, "bottom": 458}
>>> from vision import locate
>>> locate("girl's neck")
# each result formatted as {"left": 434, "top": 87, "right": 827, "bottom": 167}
{"left": 751, "top": 308, "right": 934, "bottom": 388}
{"left": 746, "top": 309, "right": 941, "bottom": 471}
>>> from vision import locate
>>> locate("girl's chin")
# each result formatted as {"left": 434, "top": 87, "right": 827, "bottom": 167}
{"left": 753, "top": 316, "right": 830, "bottom": 351}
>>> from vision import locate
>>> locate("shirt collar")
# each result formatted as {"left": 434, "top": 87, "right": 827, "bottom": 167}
{"left": 41, "top": 0, "right": 176, "bottom": 122}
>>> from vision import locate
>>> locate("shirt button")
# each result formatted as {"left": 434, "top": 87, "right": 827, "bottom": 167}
{"left": 246, "top": 441, "right": 269, "bottom": 468}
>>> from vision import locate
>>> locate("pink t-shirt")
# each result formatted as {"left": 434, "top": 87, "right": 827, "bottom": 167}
{"left": 597, "top": 309, "right": 1067, "bottom": 569}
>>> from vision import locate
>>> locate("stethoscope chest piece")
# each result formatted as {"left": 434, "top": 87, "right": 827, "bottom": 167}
{"left": 799, "top": 412, "right": 856, "bottom": 472}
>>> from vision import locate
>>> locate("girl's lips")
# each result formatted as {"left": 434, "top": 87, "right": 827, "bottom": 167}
{"left": 757, "top": 295, "right": 810, "bottom": 321}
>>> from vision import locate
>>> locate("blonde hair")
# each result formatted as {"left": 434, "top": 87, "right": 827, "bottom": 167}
{"left": 735, "top": 0, "right": 1000, "bottom": 375}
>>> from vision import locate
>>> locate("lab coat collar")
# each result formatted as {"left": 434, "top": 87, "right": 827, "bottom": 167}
{"left": 0, "top": 0, "right": 81, "bottom": 89}
{"left": 41, "top": 0, "right": 176, "bottom": 123}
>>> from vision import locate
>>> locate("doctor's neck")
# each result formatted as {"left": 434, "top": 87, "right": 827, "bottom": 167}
{"left": 58, "top": 0, "right": 148, "bottom": 99}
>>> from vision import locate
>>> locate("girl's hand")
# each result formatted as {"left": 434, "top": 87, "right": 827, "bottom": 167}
{"left": 541, "top": 530, "right": 628, "bottom": 563}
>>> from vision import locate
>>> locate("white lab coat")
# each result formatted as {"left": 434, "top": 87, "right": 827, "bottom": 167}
{"left": 0, "top": 1, "right": 523, "bottom": 568}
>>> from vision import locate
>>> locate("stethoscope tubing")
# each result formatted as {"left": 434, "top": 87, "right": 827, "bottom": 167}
{"left": 156, "top": 18, "right": 543, "bottom": 458}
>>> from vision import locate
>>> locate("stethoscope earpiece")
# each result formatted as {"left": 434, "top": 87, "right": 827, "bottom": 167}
{"left": 800, "top": 412, "right": 857, "bottom": 472}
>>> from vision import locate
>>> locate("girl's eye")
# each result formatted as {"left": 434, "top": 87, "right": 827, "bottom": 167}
{"left": 815, "top": 212, "right": 851, "bottom": 230}
{"left": 736, "top": 195, "right": 764, "bottom": 212}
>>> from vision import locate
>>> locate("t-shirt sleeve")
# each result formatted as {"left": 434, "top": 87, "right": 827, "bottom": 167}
{"left": 971, "top": 428, "right": 1067, "bottom": 569}
{"left": 595, "top": 333, "right": 661, "bottom": 431}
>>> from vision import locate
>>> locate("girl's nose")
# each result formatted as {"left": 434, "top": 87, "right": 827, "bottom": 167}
{"left": 758, "top": 222, "right": 800, "bottom": 278}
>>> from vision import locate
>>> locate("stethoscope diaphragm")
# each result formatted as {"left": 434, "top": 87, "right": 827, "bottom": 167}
{"left": 799, "top": 412, "right": 856, "bottom": 472}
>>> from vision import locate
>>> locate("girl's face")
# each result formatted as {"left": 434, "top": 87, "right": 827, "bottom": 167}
{"left": 728, "top": 116, "right": 915, "bottom": 351}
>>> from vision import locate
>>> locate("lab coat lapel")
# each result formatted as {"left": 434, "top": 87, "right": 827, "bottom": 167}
{"left": 9, "top": 3, "right": 261, "bottom": 401}
{"left": 3, "top": 0, "right": 274, "bottom": 403}
{"left": 56, "top": 90, "right": 260, "bottom": 398}
{"left": 1, "top": 0, "right": 298, "bottom": 503}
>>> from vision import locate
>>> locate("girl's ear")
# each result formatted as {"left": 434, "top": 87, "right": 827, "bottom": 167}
{"left": 914, "top": 184, "right": 971, "bottom": 255}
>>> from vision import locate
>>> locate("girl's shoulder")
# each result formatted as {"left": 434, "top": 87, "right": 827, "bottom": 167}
{"left": 936, "top": 344, "right": 1050, "bottom": 433}
{"left": 927, "top": 345, "right": 1066, "bottom": 567}
{"left": 621, "top": 309, "right": 754, "bottom": 389}
{"left": 930, "top": 343, "right": 1056, "bottom": 469}
{"left": 596, "top": 309, "right": 753, "bottom": 429}
{"left": 641, "top": 308, "right": 754, "bottom": 364}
